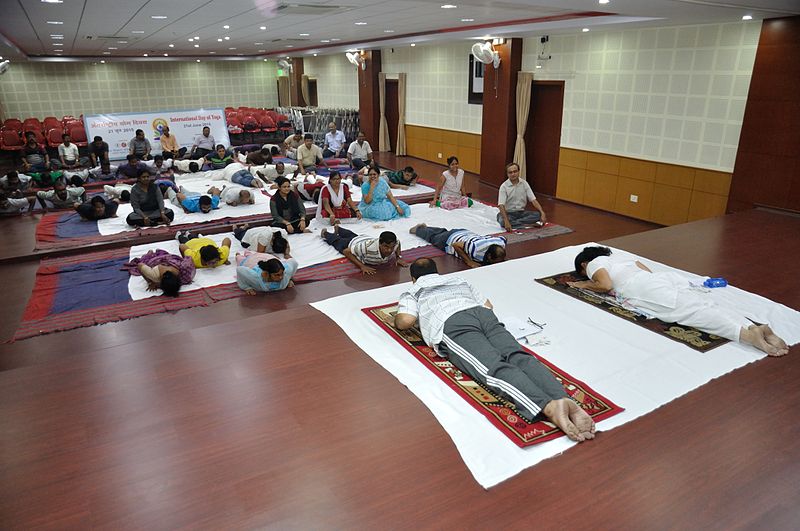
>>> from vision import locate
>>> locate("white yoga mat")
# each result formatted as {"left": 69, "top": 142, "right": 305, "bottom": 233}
{"left": 311, "top": 244, "right": 800, "bottom": 488}
{"left": 127, "top": 202, "right": 505, "bottom": 300}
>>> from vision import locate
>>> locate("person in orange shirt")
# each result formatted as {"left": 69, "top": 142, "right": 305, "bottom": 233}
{"left": 159, "top": 126, "right": 186, "bottom": 159}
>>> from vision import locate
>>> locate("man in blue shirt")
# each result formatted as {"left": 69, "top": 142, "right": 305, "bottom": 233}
{"left": 409, "top": 223, "right": 506, "bottom": 269}
{"left": 237, "top": 256, "right": 298, "bottom": 294}
{"left": 170, "top": 185, "right": 221, "bottom": 214}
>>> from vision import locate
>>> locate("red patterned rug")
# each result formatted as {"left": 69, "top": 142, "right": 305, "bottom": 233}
{"left": 362, "top": 303, "right": 624, "bottom": 447}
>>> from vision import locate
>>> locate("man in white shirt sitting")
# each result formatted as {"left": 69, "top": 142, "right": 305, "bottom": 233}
{"left": 57, "top": 133, "right": 89, "bottom": 169}
{"left": 323, "top": 122, "right": 346, "bottom": 158}
{"left": 497, "top": 162, "right": 547, "bottom": 231}
{"left": 347, "top": 131, "right": 373, "bottom": 170}
{"left": 190, "top": 126, "right": 216, "bottom": 159}
{"left": 395, "top": 258, "right": 596, "bottom": 442}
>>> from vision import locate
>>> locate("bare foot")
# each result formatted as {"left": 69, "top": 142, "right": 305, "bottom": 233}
{"left": 759, "top": 325, "right": 788, "bottom": 355}
{"left": 741, "top": 326, "right": 781, "bottom": 356}
{"left": 566, "top": 399, "right": 596, "bottom": 440}
{"left": 543, "top": 398, "right": 585, "bottom": 442}
{"left": 409, "top": 223, "right": 426, "bottom": 235}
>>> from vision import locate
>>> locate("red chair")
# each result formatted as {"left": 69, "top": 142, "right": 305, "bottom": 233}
{"left": 3, "top": 118, "right": 22, "bottom": 133}
{"left": 68, "top": 124, "right": 88, "bottom": 147}
{"left": 27, "top": 129, "right": 46, "bottom": 145}
{"left": 241, "top": 114, "right": 260, "bottom": 143}
{"left": 46, "top": 127, "right": 64, "bottom": 149}
{"left": 43, "top": 117, "right": 61, "bottom": 131}
{"left": 259, "top": 115, "right": 277, "bottom": 132}
{"left": 276, "top": 114, "right": 293, "bottom": 132}
{"left": 227, "top": 116, "right": 243, "bottom": 136}
{"left": 23, "top": 118, "right": 42, "bottom": 133}
{"left": 0, "top": 129, "right": 24, "bottom": 153}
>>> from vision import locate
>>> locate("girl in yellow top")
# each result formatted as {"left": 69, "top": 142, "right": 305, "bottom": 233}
{"left": 177, "top": 231, "right": 231, "bottom": 268}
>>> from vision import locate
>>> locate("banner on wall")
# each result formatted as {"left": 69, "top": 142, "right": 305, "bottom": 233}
{"left": 84, "top": 108, "right": 230, "bottom": 160}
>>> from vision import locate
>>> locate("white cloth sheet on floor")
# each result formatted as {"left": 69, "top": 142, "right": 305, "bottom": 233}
{"left": 98, "top": 163, "right": 434, "bottom": 236}
{"left": 127, "top": 202, "right": 504, "bottom": 300}
{"left": 310, "top": 244, "right": 800, "bottom": 488}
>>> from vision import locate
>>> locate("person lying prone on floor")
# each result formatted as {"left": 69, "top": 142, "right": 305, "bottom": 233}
{"left": 235, "top": 250, "right": 298, "bottom": 294}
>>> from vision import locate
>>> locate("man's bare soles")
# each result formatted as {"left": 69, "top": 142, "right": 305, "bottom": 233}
{"left": 542, "top": 398, "right": 596, "bottom": 442}
{"left": 740, "top": 324, "right": 789, "bottom": 356}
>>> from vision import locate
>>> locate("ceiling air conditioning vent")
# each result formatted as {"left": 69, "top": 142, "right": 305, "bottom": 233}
{"left": 276, "top": 3, "right": 351, "bottom": 15}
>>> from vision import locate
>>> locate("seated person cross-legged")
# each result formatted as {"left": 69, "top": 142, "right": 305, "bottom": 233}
{"left": 235, "top": 250, "right": 298, "bottom": 294}
{"left": 124, "top": 249, "right": 196, "bottom": 296}
{"left": 497, "top": 162, "right": 547, "bottom": 231}
{"left": 296, "top": 134, "right": 328, "bottom": 175}
{"left": 75, "top": 194, "right": 119, "bottom": 221}
{"left": 395, "top": 258, "right": 597, "bottom": 442}
{"left": 159, "top": 126, "right": 186, "bottom": 160}
{"left": 57, "top": 133, "right": 90, "bottom": 170}
{"left": 320, "top": 226, "right": 406, "bottom": 276}
{"left": 129, "top": 129, "right": 152, "bottom": 160}
{"left": 232, "top": 224, "right": 291, "bottom": 258}
{"left": 126, "top": 171, "right": 174, "bottom": 227}
{"left": 346, "top": 131, "right": 372, "bottom": 170}
{"left": 568, "top": 246, "right": 790, "bottom": 357}
{"left": 430, "top": 156, "right": 471, "bottom": 210}
{"left": 177, "top": 232, "right": 231, "bottom": 269}
{"left": 316, "top": 170, "right": 362, "bottom": 225}
{"left": 269, "top": 176, "right": 309, "bottom": 234}
{"left": 359, "top": 164, "right": 411, "bottom": 221}
{"left": 409, "top": 224, "right": 507, "bottom": 269}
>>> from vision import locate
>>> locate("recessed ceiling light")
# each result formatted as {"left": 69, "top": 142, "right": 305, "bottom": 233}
{"left": 51, "top": 36, "right": 64, "bottom": 40}
{"left": 228, "top": 47, "right": 237, "bottom": 50}
{"left": 108, "top": 47, "right": 118, "bottom": 50}
{"left": 132, "top": 30, "right": 145, "bottom": 34}
{"left": 410, "top": 43, "right": 416, "bottom": 47}
{"left": 582, "top": 28, "right": 590, "bottom": 32}
{"left": 441, "top": 4, "right": 458, "bottom": 8}
{"left": 320, "top": 39, "right": 330, "bottom": 43}
{"left": 313, "top": 53, "right": 318, "bottom": 56}
{"left": 118, "top": 41, "right": 127, "bottom": 44}
{"left": 299, "top": 33, "right": 310, "bottom": 36}
{"left": 194, "top": 44, "right": 200, "bottom": 48}
{"left": 169, "top": 44, "right": 175, "bottom": 48}
{"left": 254, "top": 42, "right": 264, "bottom": 45}
{"left": 264, "top": 58, "right": 268, "bottom": 61}
{"left": 50, "top": 34, "right": 63, "bottom": 37}
{"left": 188, "top": 38, "right": 194, "bottom": 41}
{"left": 224, "top": 36, "right": 230, "bottom": 40}
{"left": 258, "top": 49, "right": 266, "bottom": 52}
{"left": 100, "top": 60, "right": 105, "bottom": 63}
{"left": 46, "top": 21, "right": 64, "bottom": 25}
{"left": 103, "top": 51, "right": 111, "bottom": 54}
{"left": 330, "top": 38, "right": 340, "bottom": 42}
{"left": 209, "top": 51, "right": 216, "bottom": 54}
{"left": 151, "top": 15, "right": 167, "bottom": 19}
{"left": 742, "top": 14, "right": 753, "bottom": 20}
{"left": 260, "top": 26, "right": 266, "bottom": 30}
{"left": 217, "top": 38, "right": 223, "bottom": 42}
{"left": 42, "top": 0, "right": 64, "bottom": 3}
{"left": 223, "top": 25, "right": 230, "bottom": 29}
{"left": 143, "top": 53, "right": 148, "bottom": 56}
{"left": 194, "top": 36, "right": 199, "bottom": 39}
{"left": 286, "top": 45, "right": 293, "bottom": 48}
{"left": 598, "top": 0, "right": 610, "bottom": 4}
{"left": 384, "top": 30, "right": 394, "bottom": 33}
{"left": 461, "top": 18, "right": 474, "bottom": 22}
{"left": 196, "top": 59, "right": 201, "bottom": 62}
{"left": 354, "top": 22, "right": 367, "bottom": 25}
{"left": 237, "top": 53, "right": 243, "bottom": 56}
{"left": 163, "top": 53, "right": 169, "bottom": 56}
{"left": 55, "top": 53, "right": 61, "bottom": 56}
{"left": 53, "top": 43, "right": 63, "bottom": 46}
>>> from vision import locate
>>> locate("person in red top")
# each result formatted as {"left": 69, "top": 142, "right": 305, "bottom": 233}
{"left": 315, "top": 171, "right": 362, "bottom": 225}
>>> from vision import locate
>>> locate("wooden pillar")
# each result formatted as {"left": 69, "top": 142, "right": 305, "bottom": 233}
{"left": 289, "top": 57, "right": 305, "bottom": 107}
{"left": 358, "top": 50, "right": 382, "bottom": 147}
{"left": 479, "top": 38, "right": 523, "bottom": 188}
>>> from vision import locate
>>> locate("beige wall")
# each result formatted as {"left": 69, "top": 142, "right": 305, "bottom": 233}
{"left": 382, "top": 41, "right": 483, "bottom": 134}
{"left": 302, "top": 55, "right": 359, "bottom": 108}
{"left": 0, "top": 60, "right": 279, "bottom": 120}
{"left": 523, "top": 21, "right": 761, "bottom": 172}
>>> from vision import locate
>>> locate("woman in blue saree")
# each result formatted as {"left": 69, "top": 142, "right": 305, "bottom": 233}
{"left": 359, "top": 165, "right": 411, "bottom": 221}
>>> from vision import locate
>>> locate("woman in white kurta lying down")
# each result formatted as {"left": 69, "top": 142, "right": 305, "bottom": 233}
{"left": 568, "top": 246, "right": 789, "bottom": 356}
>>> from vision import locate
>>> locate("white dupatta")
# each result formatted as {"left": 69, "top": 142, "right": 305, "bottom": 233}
{"left": 315, "top": 182, "right": 346, "bottom": 218}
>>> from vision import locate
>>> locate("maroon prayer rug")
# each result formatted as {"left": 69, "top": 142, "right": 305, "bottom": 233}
{"left": 363, "top": 303, "right": 624, "bottom": 448}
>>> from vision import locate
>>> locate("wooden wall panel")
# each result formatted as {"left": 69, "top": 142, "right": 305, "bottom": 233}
{"left": 404, "top": 125, "right": 482, "bottom": 174}
{"left": 651, "top": 184, "right": 691, "bottom": 226}
{"left": 555, "top": 147, "right": 732, "bottom": 226}
{"left": 614, "top": 177, "right": 655, "bottom": 219}
{"left": 583, "top": 171, "right": 618, "bottom": 211}
{"left": 556, "top": 165, "right": 586, "bottom": 203}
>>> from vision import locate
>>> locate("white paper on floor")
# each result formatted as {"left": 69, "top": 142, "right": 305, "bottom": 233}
{"left": 311, "top": 244, "right": 800, "bottom": 488}
{"left": 127, "top": 202, "right": 504, "bottom": 300}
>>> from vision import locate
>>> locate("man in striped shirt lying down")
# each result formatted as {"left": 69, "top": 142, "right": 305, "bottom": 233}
{"left": 409, "top": 223, "right": 506, "bottom": 269}
{"left": 394, "top": 258, "right": 596, "bottom": 443}
{"left": 320, "top": 225, "right": 406, "bottom": 275}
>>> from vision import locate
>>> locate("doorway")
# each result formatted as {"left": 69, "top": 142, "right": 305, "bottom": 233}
{"left": 385, "top": 79, "right": 399, "bottom": 152}
{"left": 308, "top": 79, "right": 319, "bottom": 107}
{"left": 524, "top": 81, "right": 564, "bottom": 197}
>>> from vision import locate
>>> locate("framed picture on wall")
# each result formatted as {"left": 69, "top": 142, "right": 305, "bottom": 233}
{"left": 468, "top": 54, "right": 483, "bottom": 105}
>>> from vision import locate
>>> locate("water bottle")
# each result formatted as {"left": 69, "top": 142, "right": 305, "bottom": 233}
{"left": 703, "top": 277, "right": 728, "bottom": 288}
